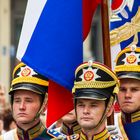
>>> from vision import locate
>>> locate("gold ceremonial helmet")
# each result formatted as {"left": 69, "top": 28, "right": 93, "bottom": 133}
{"left": 9, "top": 62, "right": 49, "bottom": 119}
{"left": 114, "top": 45, "right": 140, "bottom": 80}
{"left": 73, "top": 60, "right": 119, "bottom": 100}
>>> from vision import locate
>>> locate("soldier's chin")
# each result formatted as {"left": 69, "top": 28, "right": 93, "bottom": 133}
{"left": 80, "top": 123, "right": 96, "bottom": 130}
{"left": 122, "top": 108, "right": 136, "bottom": 114}
{"left": 81, "top": 125, "right": 95, "bottom": 131}
{"left": 16, "top": 120, "right": 31, "bottom": 125}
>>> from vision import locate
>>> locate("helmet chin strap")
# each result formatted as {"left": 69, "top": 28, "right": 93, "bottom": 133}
{"left": 92, "top": 96, "right": 115, "bottom": 130}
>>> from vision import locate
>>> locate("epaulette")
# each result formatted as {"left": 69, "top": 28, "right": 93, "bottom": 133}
{"left": 47, "top": 129, "right": 67, "bottom": 139}
{"left": 110, "top": 135, "right": 123, "bottom": 140}
{"left": 69, "top": 134, "right": 79, "bottom": 140}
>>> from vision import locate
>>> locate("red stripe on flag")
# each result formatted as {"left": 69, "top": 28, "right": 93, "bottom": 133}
{"left": 83, "top": 0, "right": 101, "bottom": 39}
{"left": 47, "top": 80, "right": 74, "bottom": 127}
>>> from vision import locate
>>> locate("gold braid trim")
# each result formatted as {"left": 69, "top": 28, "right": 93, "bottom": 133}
{"left": 12, "top": 63, "right": 25, "bottom": 78}
{"left": 12, "top": 77, "right": 49, "bottom": 86}
{"left": 131, "top": 111, "right": 140, "bottom": 123}
{"left": 115, "top": 65, "right": 140, "bottom": 72}
{"left": 113, "top": 86, "right": 119, "bottom": 94}
{"left": 74, "top": 81, "right": 116, "bottom": 89}
{"left": 110, "top": 7, "right": 140, "bottom": 47}
{"left": 118, "top": 113, "right": 129, "bottom": 140}
{"left": 72, "top": 81, "right": 119, "bottom": 94}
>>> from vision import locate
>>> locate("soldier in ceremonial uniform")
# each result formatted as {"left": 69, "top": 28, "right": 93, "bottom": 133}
{"left": 114, "top": 45, "right": 140, "bottom": 140}
{"left": 64, "top": 60, "right": 122, "bottom": 140}
{"left": 54, "top": 109, "right": 81, "bottom": 136}
{"left": 53, "top": 103, "right": 116, "bottom": 137}
{"left": 0, "top": 63, "right": 61, "bottom": 140}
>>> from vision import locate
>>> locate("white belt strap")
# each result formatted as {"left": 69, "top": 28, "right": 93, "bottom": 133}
{"left": 2, "top": 129, "right": 18, "bottom": 140}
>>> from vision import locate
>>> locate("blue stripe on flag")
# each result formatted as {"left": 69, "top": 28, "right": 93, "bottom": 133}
{"left": 20, "top": 0, "right": 83, "bottom": 90}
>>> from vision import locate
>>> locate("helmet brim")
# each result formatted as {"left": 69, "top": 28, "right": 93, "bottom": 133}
{"left": 74, "top": 89, "right": 112, "bottom": 100}
{"left": 117, "top": 72, "right": 140, "bottom": 80}
{"left": 9, "top": 83, "right": 47, "bottom": 95}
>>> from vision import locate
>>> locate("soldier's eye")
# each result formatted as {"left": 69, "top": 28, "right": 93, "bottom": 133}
{"left": 14, "top": 99, "right": 21, "bottom": 103}
{"left": 131, "top": 88, "right": 139, "bottom": 92}
{"left": 77, "top": 103, "right": 84, "bottom": 107}
{"left": 26, "top": 99, "right": 33, "bottom": 102}
{"left": 119, "top": 88, "right": 126, "bottom": 92}
{"left": 91, "top": 104, "right": 97, "bottom": 107}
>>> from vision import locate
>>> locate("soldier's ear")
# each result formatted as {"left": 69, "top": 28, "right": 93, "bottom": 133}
{"left": 40, "top": 103, "right": 48, "bottom": 115}
{"left": 43, "top": 103, "right": 48, "bottom": 112}
{"left": 107, "top": 105, "right": 114, "bottom": 117}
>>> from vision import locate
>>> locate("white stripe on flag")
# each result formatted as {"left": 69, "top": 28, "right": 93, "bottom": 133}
{"left": 111, "top": 44, "right": 121, "bottom": 70}
{"left": 17, "top": 0, "right": 48, "bottom": 60}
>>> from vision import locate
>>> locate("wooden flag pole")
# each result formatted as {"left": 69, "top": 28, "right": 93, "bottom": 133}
{"left": 101, "top": 0, "right": 114, "bottom": 125}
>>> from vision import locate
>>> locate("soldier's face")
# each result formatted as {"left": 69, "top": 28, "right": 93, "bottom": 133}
{"left": 12, "top": 90, "right": 42, "bottom": 128}
{"left": 118, "top": 78, "right": 140, "bottom": 113}
{"left": 61, "top": 109, "right": 76, "bottom": 124}
{"left": 76, "top": 99, "right": 105, "bottom": 131}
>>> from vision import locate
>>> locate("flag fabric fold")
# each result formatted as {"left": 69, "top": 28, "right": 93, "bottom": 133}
{"left": 17, "top": 0, "right": 100, "bottom": 127}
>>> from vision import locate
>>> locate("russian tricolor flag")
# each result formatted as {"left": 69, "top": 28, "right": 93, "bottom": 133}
{"left": 17, "top": 0, "right": 100, "bottom": 127}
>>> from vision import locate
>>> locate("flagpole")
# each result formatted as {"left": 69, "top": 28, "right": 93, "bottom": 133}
{"left": 101, "top": 0, "right": 114, "bottom": 125}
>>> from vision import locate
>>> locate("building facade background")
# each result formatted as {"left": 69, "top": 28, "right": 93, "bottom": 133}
{"left": 0, "top": 0, "right": 27, "bottom": 101}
